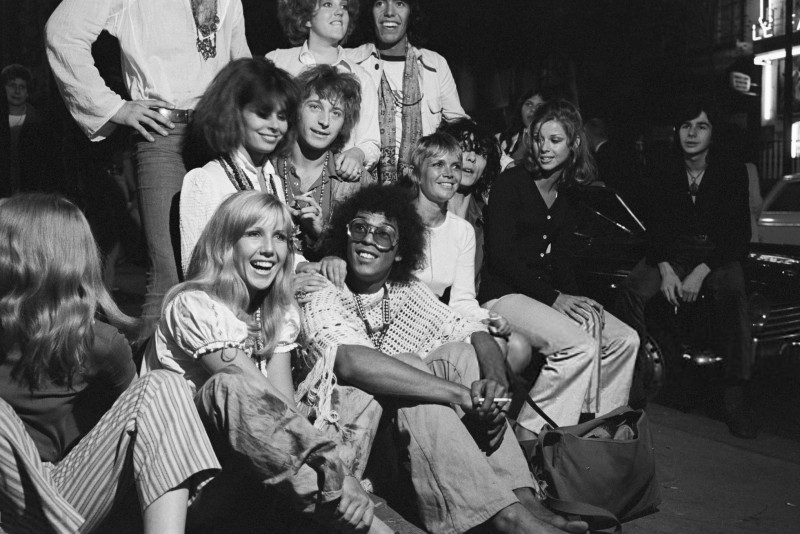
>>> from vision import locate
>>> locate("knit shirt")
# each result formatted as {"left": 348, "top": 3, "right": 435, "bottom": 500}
{"left": 296, "top": 280, "right": 486, "bottom": 427}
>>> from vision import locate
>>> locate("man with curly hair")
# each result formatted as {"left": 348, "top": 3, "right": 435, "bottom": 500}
{"left": 296, "top": 184, "right": 589, "bottom": 534}
{"left": 267, "top": 0, "right": 380, "bottom": 181}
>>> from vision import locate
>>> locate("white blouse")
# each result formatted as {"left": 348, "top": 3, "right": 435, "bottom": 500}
{"left": 144, "top": 290, "right": 300, "bottom": 394}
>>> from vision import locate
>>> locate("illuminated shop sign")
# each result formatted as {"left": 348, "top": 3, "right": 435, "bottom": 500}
{"left": 753, "top": 0, "right": 800, "bottom": 41}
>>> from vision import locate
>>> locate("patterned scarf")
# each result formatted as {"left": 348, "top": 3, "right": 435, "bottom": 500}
{"left": 377, "top": 44, "right": 423, "bottom": 185}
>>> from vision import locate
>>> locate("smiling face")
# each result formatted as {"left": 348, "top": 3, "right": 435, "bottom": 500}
{"left": 308, "top": 0, "right": 349, "bottom": 45}
{"left": 417, "top": 151, "right": 462, "bottom": 204}
{"left": 373, "top": 0, "right": 411, "bottom": 53}
{"left": 346, "top": 211, "right": 400, "bottom": 293}
{"left": 241, "top": 104, "right": 288, "bottom": 161}
{"left": 298, "top": 91, "right": 345, "bottom": 151}
{"left": 678, "top": 111, "right": 712, "bottom": 158}
{"left": 233, "top": 214, "right": 290, "bottom": 300}
{"left": 521, "top": 94, "right": 545, "bottom": 128}
{"left": 531, "top": 120, "right": 573, "bottom": 176}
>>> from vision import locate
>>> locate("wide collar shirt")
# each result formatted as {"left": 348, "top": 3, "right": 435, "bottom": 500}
{"left": 345, "top": 42, "right": 467, "bottom": 135}
{"left": 46, "top": 0, "right": 250, "bottom": 140}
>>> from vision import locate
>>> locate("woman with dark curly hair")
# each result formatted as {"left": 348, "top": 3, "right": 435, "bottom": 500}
{"left": 440, "top": 118, "right": 501, "bottom": 281}
{"left": 297, "top": 184, "right": 589, "bottom": 534}
{"left": 267, "top": 0, "right": 380, "bottom": 180}
{"left": 480, "top": 100, "right": 638, "bottom": 439}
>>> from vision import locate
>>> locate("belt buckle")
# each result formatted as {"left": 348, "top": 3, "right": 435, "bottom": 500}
{"left": 154, "top": 107, "right": 192, "bottom": 123}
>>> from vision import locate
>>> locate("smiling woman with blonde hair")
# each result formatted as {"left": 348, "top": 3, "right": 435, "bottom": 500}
{"left": 146, "top": 190, "right": 390, "bottom": 533}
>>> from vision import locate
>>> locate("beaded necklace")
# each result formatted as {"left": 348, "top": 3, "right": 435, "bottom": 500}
{"left": 281, "top": 152, "right": 329, "bottom": 215}
{"left": 248, "top": 307, "right": 267, "bottom": 370}
{"left": 352, "top": 286, "right": 392, "bottom": 350}
{"left": 191, "top": 0, "right": 219, "bottom": 60}
{"left": 218, "top": 154, "right": 275, "bottom": 195}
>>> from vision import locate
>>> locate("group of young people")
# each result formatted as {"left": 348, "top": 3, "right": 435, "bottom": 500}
{"left": 0, "top": 0, "right": 756, "bottom": 532}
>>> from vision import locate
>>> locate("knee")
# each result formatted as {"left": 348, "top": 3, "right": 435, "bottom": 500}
{"left": 619, "top": 324, "right": 640, "bottom": 353}
{"left": 196, "top": 366, "right": 257, "bottom": 405}
{"left": 506, "top": 333, "right": 532, "bottom": 375}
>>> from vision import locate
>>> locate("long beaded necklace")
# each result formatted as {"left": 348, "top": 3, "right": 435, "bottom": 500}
{"left": 352, "top": 286, "right": 392, "bottom": 350}
{"left": 248, "top": 307, "right": 267, "bottom": 370}
{"left": 191, "top": 0, "right": 219, "bottom": 60}
{"left": 281, "top": 152, "right": 329, "bottom": 217}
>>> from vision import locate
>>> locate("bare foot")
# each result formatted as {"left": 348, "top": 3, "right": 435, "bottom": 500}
{"left": 514, "top": 488, "right": 588, "bottom": 533}
{"left": 491, "top": 502, "right": 564, "bottom": 533}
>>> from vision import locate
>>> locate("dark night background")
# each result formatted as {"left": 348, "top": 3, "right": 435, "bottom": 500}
{"left": 0, "top": 0, "right": 760, "bottom": 149}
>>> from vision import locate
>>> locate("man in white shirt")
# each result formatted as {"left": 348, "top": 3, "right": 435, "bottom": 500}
{"left": 266, "top": 0, "right": 380, "bottom": 179}
{"left": 346, "top": 0, "right": 467, "bottom": 184}
{"left": 46, "top": 0, "right": 250, "bottom": 337}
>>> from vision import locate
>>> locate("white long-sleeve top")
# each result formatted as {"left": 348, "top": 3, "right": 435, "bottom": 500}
{"left": 46, "top": 0, "right": 250, "bottom": 141}
{"left": 266, "top": 42, "right": 380, "bottom": 168}
{"left": 415, "top": 211, "right": 490, "bottom": 322}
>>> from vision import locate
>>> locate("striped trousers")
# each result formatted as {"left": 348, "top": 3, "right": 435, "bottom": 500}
{"left": 0, "top": 370, "right": 220, "bottom": 534}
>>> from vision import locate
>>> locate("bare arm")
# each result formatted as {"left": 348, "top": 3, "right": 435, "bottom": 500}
{"left": 334, "top": 344, "right": 472, "bottom": 410}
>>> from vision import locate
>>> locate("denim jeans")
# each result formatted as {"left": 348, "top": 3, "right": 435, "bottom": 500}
{"left": 618, "top": 259, "right": 753, "bottom": 381}
{"left": 134, "top": 125, "right": 187, "bottom": 335}
{"left": 321, "top": 342, "right": 531, "bottom": 534}
{"left": 485, "top": 293, "right": 639, "bottom": 433}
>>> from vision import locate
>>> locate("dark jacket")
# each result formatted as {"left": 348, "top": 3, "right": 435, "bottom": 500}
{"left": 479, "top": 165, "right": 581, "bottom": 306}
{"left": 0, "top": 104, "right": 60, "bottom": 197}
{"left": 645, "top": 157, "right": 750, "bottom": 270}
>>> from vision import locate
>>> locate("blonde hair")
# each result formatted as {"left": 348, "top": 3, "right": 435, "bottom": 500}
{"left": 0, "top": 194, "right": 136, "bottom": 389}
{"left": 165, "top": 191, "right": 297, "bottom": 357}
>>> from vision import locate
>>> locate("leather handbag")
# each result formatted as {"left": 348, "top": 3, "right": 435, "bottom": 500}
{"left": 526, "top": 399, "right": 662, "bottom": 531}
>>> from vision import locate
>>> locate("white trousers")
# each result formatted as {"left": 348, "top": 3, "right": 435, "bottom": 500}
{"left": 485, "top": 294, "right": 639, "bottom": 433}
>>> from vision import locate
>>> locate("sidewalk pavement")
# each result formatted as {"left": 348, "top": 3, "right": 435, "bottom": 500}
{"left": 384, "top": 403, "right": 800, "bottom": 534}
{"left": 611, "top": 403, "right": 800, "bottom": 533}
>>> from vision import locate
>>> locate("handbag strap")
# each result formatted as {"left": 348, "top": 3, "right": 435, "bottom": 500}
{"left": 544, "top": 494, "right": 622, "bottom": 533}
{"left": 523, "top": 393, "right": 559, "bottom": 429}
{"left": 503, "top": 360, "right": 560, "bottom": 429}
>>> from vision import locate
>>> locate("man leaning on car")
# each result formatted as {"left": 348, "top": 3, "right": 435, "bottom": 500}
{"left": 616, "top": 100, "right": 756, "bottom": 439}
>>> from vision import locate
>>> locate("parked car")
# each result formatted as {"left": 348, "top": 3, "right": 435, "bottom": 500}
{"left": 570, "top": 186, "right": 800, "bottom": 396}
{"left": 758, "top": 173, "right": 800, "bottom": 246}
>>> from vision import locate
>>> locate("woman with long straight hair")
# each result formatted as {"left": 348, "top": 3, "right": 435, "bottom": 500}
{"left": 480, "top": 100, "right": 639, "bottom": 438}
{"left": 0, "top": 193, "right": 219, "bottom": 533}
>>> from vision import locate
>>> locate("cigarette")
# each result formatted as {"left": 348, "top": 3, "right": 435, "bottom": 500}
{"left": 477, "top": 397, "right": 512, "bottom": 404}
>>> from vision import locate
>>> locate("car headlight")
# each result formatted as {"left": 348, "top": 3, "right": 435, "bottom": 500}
{"left": 748, "top": 292, "right": 770, "bottom": 331}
